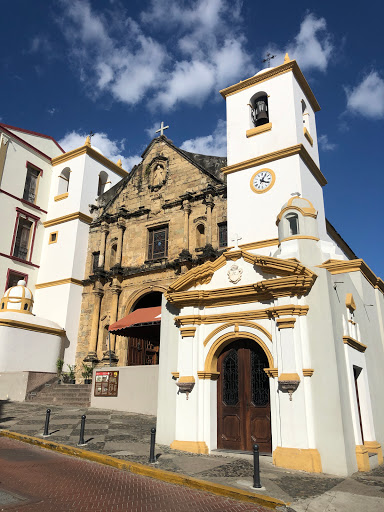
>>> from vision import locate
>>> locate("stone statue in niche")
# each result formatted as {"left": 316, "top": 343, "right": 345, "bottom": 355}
{"left": 153, "top": 163, "right": 166, "bottom": 187}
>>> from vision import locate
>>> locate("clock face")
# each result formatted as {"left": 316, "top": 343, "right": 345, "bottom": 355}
{"left": 250, "top": 169, "right": 275, "bottom": 194}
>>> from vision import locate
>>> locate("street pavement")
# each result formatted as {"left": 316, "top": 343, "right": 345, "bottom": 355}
{"left": 1, "top": 401, "right": 384, "bottom": 511}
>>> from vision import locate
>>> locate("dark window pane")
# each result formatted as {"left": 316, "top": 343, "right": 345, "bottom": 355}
{"left": 13, "top": 218, "right": 32, "bottom": 260}
{"left": 23, "top": 168, "right": 39, "bottom": 203}
{"left": 251, "top": 349, "right": 269, "bottom": 406}
{"left": 223, "top": 349, "right": 239, "bottom": 406}
{"left": 92, "top": 252, "right": 100, "bottom": 271}
{"left": 148, "top": 226, "right": 168, "bottom": 260}
{"left": 218, "top": 222, "right": 227, "bottom": 247}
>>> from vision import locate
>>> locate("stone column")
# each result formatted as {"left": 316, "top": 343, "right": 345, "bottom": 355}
{"left": 205, "top": 195, "right": 214, "bottom": 245}
{"left": 116, "top": 222, "right": 125, "bottom": 266}
{"left": 183, "top": 200, "right": 191, "bottom": 250}
{"left": 102, "top": 282, "right": 121, "bottom": 366}
{"left": 98, "top": 224, "right": 109, "bottom": 268}
{"left": 85, "top": 287, "right": 103, "bottom": 362}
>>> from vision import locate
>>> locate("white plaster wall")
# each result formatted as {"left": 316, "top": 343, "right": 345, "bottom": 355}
{"left": 91, "top": 365, "right": 159, "bottom": 415}
{"left": 0, "top": 372, "right": 29, "bottom": 401}
{"left": 6, "top": 128, "right": 63, "bottom": 158}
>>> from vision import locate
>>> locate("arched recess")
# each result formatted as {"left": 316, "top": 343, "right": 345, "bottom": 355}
{"left": 196, "top": 223, "right": 206, "bottom": 248}
{"left": 203, "top": 321, "right": 272, "bottom": 347}
{"left": 204, "top": 331, "right": 274, "bottom": 373}
{"left": 125, "top": 285, "right": 168, "bottom": 315}
{"left": 58, "top": 167, "right": 70, "bottom": 195}
{"left": 98, "top": 171, "right": 109, "bottom": 196}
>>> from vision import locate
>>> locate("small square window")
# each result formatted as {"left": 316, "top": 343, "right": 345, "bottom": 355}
{"left": 218, "top": 222, "right": 228, "bottom": 248}
{"left": 148, "top": 225, "right": 168, "bottom": 260}
{"left": 49, "top": 232, "right": 58, "bottom": 244}
{"left": 5, "top": 270, "right": 28, "bottom": 291}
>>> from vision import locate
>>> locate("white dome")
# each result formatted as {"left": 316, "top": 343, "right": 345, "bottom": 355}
{"left": 1, "top": 279, "right": 34, "bottom": 314}
{"left": 92, "top": 146, "right": 104, "bottom": 155}
{"left": 255, "top": 67, "right": 273, "bottom": 76}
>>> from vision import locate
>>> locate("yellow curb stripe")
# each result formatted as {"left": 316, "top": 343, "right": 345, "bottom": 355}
{"left": 0, "top": 430, "right": 286, "bottom": 510}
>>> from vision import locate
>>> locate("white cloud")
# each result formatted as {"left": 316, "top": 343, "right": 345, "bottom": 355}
{"left": 181, "top": 119, "right": 226, "bottom": 156}
{"left": 47, "top": 108, "right": 57, "bottom": 115}
{"left": 265, "top": 13, "right": 333, "bottom": 72}
{"left": 318, "top": 134, "right": 337, "bottom": 151}
{"left": 345, "top": 71, "right": 384, "bottom": 119}
{"left": 58, "top": 130, "right": 141, "bottom": 170}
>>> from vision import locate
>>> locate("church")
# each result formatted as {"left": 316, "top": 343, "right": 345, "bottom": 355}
{"left": 0, "top": 54, "right": 383, "bottom": 477}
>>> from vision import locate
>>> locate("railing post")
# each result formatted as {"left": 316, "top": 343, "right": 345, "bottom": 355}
{"left": 78, "top": 415, "right": 86, "bottom": 446}
{"left": 43, "top": 409, "right": 51, "bottom": 437}
{"left": 149, "top": 427, "right": 156, "bottom": 463}
{"left": 253, "top": 444, "right": 262, "bottom": 488}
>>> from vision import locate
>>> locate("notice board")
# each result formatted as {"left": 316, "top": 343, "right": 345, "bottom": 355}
{"left": 94, "top": 370, "right": 119, "bottom": 397}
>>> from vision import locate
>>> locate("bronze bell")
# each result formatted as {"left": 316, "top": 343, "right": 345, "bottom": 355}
{"left": 255, "top": 98, "right": 268, "bottom": 123}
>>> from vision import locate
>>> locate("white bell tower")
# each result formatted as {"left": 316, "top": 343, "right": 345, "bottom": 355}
{"left": 221, "top": 54, "right": 328, "bottom": 248}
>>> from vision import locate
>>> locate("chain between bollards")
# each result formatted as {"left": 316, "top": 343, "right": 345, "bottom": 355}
{"left": 78, "top": 415, "right": 86, "bottom": 446}
{"left": 253, "top": 444, "right": 262, "bottom": 488}
{"left": 149, "top": 427, "right": 156, "bottom": 463}
{"left": 43, "top": 409, "right": 51, "bottom": 437}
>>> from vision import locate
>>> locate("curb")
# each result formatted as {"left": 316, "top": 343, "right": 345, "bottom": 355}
{"left": 0, "top": 429, "right": 286, "bottom": 510}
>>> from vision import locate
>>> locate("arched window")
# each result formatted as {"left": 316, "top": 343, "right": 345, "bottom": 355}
{"left": 110, "top": 243, "right": 117, "bottom": 268}
{"left": 286, "top": 213, "right": 299, "bottom": 236}
{"left": 250, "top": 91, "right": 269, "bottom": 127}
{"left": 58, "top": 167, "right": 70, "bottom": 195}
{"left": 302, "top": 100, "right": 310, "bottom": 133}
{"left": 196, "top": 224, "right": 206, "bottom": 247}
{"left": 97, "top": 171, "right": 109, "bottom": 196}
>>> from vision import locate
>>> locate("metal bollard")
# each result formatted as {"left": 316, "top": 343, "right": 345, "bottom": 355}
{"left": 43, "top": 409, "right": 51, "bottom": 437}
{"left": 149, "top": 427, "right": 156, "bottom": 463}
{"left": 78, "top": 415, "right": 86, "bottom": 446}
{"left": 253, "top": 444, "right": 262, "bottom": 488}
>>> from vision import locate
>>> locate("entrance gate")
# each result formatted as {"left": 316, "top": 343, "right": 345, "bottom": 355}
{"left": 217, "top": 339, "right": 272, "bottom": 453}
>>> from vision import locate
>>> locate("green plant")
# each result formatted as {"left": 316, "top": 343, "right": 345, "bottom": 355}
{"left": 67, "top": 364, "right": 76, "bottom": 380}
{"left": 81, "top": 363, "right": 94, "bottom": 380}
{"left": 56, "top": 358, "right": 64, "bottom": 376}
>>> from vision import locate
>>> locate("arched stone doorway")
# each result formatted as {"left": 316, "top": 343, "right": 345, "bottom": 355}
{"left": 217, "top": 338, "right": 272, "bottom": 453}
{"left": 132, "top": 291, "right": 162, "bottom": 311}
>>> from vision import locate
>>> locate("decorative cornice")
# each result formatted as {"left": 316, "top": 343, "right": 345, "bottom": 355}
{"left": 43, "top": 212, "right": 93, "bottom": 228}
{"left": 246, "top": 123, "right": 272, "bottom": 138}
{"left": 176, "top": 304, "right": 309, "bottom": 326}
{"left": 280, "top": 236, "right": 320, "bottom": 243}
{"left": 264, "top": 368, "right": 278, "bottom": 378}
{"left": 54, "top": 192, "right": 68, "bottom": 202}
{"left": 276, "top": 204, "right": 317, "bottom": 224}
{"left": 180, "top": 327, "right": 196, "bottom": 338}
{"left": 303, "top": 127, "right": 313, "bottom": 146}
{"left": 171, "top": 372, "right": 180, "bottom": 379}
{"left": 219, "top": 59, "right": 321, "bottom": 113}
{"left": 203, "top": 321, "right": 272, "bottom": 347}
{"left": 278, "top": 372, "right": 301, "bottom": 382}
{"left": 239, "top": 238, "right": 279, "bottom": 250}
{"left": 197, "top": 371, "right": 220, "bottom": 380}
{"left": 167, "top": 249, "right": 315, "bottom": 295}
{"left": 276, "top": 317, "right": 296, "bottom": 329}
{"left": 52, "top": 145, "right": 128, "bottom": 178}
{"left": 221, "top": 144, "right": 327, "bottom": 187}
{"left": 343, "top": 336, "right": 367, "bottom": 353}
{"left": 345, "top": 293, "right": 356, "bottom": 311}
{"left": 303, "top": 369, "right": 314, "bottom": 377}
{"left": 0, "top": 318, "right": 65, "bottom": 336}
{"left": 35, "top": 278, "right": 83, "bottom": 289}
{"left": 318, "top": 259, "right": 384, "bottom": 294}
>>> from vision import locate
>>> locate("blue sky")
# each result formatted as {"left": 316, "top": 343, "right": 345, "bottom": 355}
{"left": 1, "top": 0, "right": 383, "bottom": 277}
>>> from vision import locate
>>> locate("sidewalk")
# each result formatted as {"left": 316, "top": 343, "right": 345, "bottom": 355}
{"left": 1, "top": 401, "right": 384, "bottom": 511}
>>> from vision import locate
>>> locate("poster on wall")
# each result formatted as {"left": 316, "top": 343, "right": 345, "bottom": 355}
{"left": 94, "top": 371, "right": 119, "bottom": 397}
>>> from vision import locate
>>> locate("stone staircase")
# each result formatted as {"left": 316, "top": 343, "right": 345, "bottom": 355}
{"left": 26, "top": 382, "right": 92, "bottom": 407}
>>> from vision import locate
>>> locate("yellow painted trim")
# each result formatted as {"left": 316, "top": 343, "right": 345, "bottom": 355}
{"left": 171, "top": 372, "right": 179, "bottom": 379}
{"left": 204, "top": 331, "right": 274, "bottom": 373}
{"left": 239, "top": 238, "right": 279, "bottom": 250}
{"left": 355, "top": 445, "right": 370, "bottom": 471}
{"left": 197, "top": 371, "right": 220, "bottom": 380}
{"left": 273, "top": 447, "right": 322, "bottom": 473}
{"left": 246, "top": 123, "right": 272, "bottom": 138}
{"left": 276, "top": 317, "right": 296, "bottom": 329}
{"left": 52, "top": 145, "right": 128, "bottom": 178}
{"left": 0, "top": 430, "right": 286, "bottom": 510}
{"left": 264, "top": 368, "right": 278, "bottom": 378}
{"left": 170, "top": 441, "right": 209, "bottom": 454}
{"left": 278, "top": 373, "right": 300, "bottom": 382}
{"left": 221, "top": 144, "right": 327, "bottom": 187}
{"left": 343, "top": 336, "right": 367, "bottom": 353}
{"left": 364, "top": 441, "right": 384, "bottom": 465}
{"left": 43, "top": 212, "right": 93, "bottom": 228}
{"left": 1, "top": 295, "right": 33, "bottom": 314}
{"left": 35, "top": 278, "right": 83, "bottom": 289}
{"left": 176, "top": 305, "right": 309, "bottom": 327}
{"left": 276, "top": 205, "right": 317, "bottom": 224}
{"left": 303, "top": 127, "right": 313, "bottom": 146}
{"left": 318, "top": 259, "right": 384, "bottom": 294}
{"left": 303, "top": 369, "right": 314, "bottom": 377}
{"left": 54, "top": 192, "right": 69, "bottom": 202}
{"left": 220, "top": 59, "right": 321, "bottom": 113}
{"left": 178, "top": 376, "right": 195, "bottom": 383}
{"left": 180, "top": 327, "right": 196, "bottom": 338}
{"left": 0, "top": 318, "right": 65, "bottom": 336}
{"left": 280, "top": 235, "right": 320, "bottom": 243}
{"left": 48, "top": 231, "right": 58, "bottom": 245}
{"left": 203, "top": 321, "right": 272, "bottom": 347}
{"left": 250, "top": 168, "right": 276, "bottom": 194}
{"left": 345, "top": 293, "right": 356, "bottom": 311}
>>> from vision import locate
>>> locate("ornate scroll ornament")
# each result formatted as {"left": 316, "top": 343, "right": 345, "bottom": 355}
{"left": 227, "top": 263, "right": 243, "bottom": 284}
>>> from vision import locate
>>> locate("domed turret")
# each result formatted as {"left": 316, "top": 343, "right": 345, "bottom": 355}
{"left": 276, "top": 196, "right": 319, "bottom": 242}
{"left": 1, "top": 280, "right": 34, "bottom": 314}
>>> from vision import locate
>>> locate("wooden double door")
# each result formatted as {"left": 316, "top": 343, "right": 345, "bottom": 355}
{"left": 217, "top": 340, "right": 272, "bottom": 453}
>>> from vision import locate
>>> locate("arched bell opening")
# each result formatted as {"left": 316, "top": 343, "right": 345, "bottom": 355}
{"left": 250, "top": 91, "right": 269, "bottom": 127}
{"left": 209, "top": 333, "right": 273, "bottom": 453}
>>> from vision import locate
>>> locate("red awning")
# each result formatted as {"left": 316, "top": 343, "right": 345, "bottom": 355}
{"left": 109, "top": 306, "right": 161, "bottom": 333}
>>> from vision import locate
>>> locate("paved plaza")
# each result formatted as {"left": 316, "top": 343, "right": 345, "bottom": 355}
{"left": 1, "top": 401, "right": 384, "bottom": 511}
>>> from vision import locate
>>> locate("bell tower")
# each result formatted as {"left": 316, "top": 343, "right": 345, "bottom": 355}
{"left": 221, "top": 54, "right": 328, "bottom": 248}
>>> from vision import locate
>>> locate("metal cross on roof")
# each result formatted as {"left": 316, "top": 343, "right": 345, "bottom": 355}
{"left": 262, "top": 53, "right": 276, "bottom": 68}
{"left": 155, "top": 121, "right": 169, "bottom": 137}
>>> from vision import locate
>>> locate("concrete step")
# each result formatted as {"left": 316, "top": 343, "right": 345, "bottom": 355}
{"left": 26, "top": 383, "right": 92, "bottom": 406}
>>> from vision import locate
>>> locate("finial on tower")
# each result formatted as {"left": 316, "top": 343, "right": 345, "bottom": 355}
{"left": 117, "top": 159, "right": 122, "bottom": 168}
{"left": 85, "top": 135, "right": 91, "bottom": 146}
{"left": 284, "top": 53, "right": 291, "bottom": 64}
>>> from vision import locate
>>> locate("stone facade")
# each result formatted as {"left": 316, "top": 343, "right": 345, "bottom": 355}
{"left": 76, "top": 135, "right": 227, "bottom": 369}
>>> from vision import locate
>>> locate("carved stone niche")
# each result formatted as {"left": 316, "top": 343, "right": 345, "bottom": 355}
{"left": 146, "top": 156, "right": 168, "bottom": 191}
